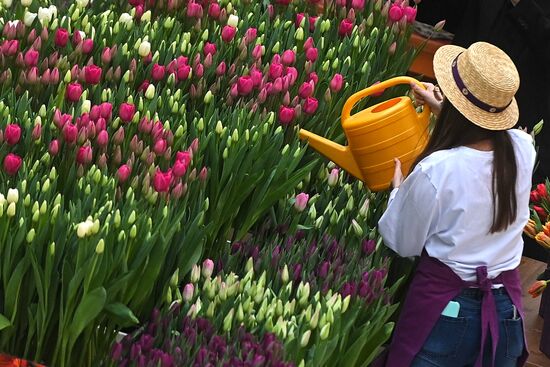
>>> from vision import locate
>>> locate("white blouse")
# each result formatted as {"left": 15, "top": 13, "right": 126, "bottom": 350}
{"left": 378, "top": 129, "right": 536, "bottom": 281}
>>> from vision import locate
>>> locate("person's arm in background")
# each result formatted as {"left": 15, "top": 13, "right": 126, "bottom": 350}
{"left": 509, "top": 0, "right": 550, "bottom": 64}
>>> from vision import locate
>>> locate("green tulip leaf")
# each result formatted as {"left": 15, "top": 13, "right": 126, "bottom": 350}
{"left": 105, "top": 303, "right": 139, "bottom": 327}
{"left": 0, "top": 313, "right": 11, "bottom": 331}
{"left": 69, "top": 287, "right": 107, "bottom": 341}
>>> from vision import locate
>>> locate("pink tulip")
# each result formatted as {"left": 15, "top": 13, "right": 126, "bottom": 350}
{"left": 199, "top": 167, "right": 208, "bottom": 182}
{"left": 5, "top": 124, "right": 21, "bottom": 146}
{"left": 403, "top": 6, "right": 417, "bottom": 22}
{"left": 269, "top": 63, "right": 283, "bottom": 80}
{"left": 338, "top": 19, "right": 354, "bottom": 37}
{"left": 330, "top": 74, "right": 344, "bottom": 93}
{"left": 119, "top": 103, "right": 135, "bottom": 123}
{"left": 351, "top": 0, "right": 365, "bottom": 10}
{"left": 389, "top": 5, "right": 404, "bottom": 22}
{"left": 183, "top": 283, "right": 194, "bottom": 301}
{"left": 49, "top": 139, "right": 60, "bottom": 156}
{"left": 294, "top": 193, "right": 309, "bottom": 212}
{"left": 252, "top": 44, "right": 263, "bottom": 60}
{"left": 202, "top": 259, "right": 214, "bottom": 278}
{"left": 303, "top": 97, "right": 319, "bottom": 115}
{"left": 244, "top": 28, "right": 257, "bottom": 45}
{"left": 82, "top": 39, "right": 94, "bottom": 54}
{"left": 308, "top": 72, "right": 319, "bottom": 85}
{"left": 151, "top": 64, "right": 166, "bottom": 81}
{"left": 173, "top": 159, "right": 189, "bottom": 177}
{"left": 216, "top": 61, "right": 227, "bottom": 76}
{"left": 298, "top": 82, "right": 314, "bottom": 99}
{"left": 186, "top": 2, "right": 203, "bottom": 18}
{"left": 113, "top": 127, "right": 125, "bottom": 145}
{"left": 208, "top": 2, "right": 221, "bottom": 19}
{"left": 296, "top": 13, "right": 306, "bottom": 27}
{"left": 55, "top": 28, "right": 69, "bottom": 48}
{"left": 32, "top": 123, "right": 41, "bottom": 141}
{"left": 278, "top": 106, "right": 295, "bottom": 125}
{"left": 24, "top": 49, "right": 39, "bottom": 67}
{"left": 63, "top": 123, "right": 78, "bottom": 144}
{"left": 304, "top": 37, "right": 315, "bottom": 51}
{"left": 221, "top": 26, "right": 236, "bottom": 43}
{"left": 100, "top": 102, "right": 112, "bottom": 119}
{"left": 203, "top": 42, "right": 217, "bottom": 56}
{"left": 237, "top": 76, "right": 254, "bottom": 95}
{"left": 101, "top": 47, "right": 112, "bottom": 64}
{"left": 177, "top": 65, "right": 191, "bottom": 81}
{"left": 66, "top": 83, "right": 83, "bottom": 102}
{"left": 153, "top": 169, "right": 172, "bottom": 193}
{"left": 305, "top": 47, "right": 318, "bottom": 62}
{"left": 282, "top": 50, "right": 296, "bottom": 66}
{"left": 389, "top": 42, "right": 397, "bottom": 55}
{"left": 153, "top": 138, "right": 167, "bottom": 155}
{"left": 84, "top": 65, "right": 102, "bottom": 84}
{"left": 286, "top": 67, "right": 298, "bottom": 84}
{"left": 328, "top": 168, "right": 339, "bottom": 187}
{"left": 117, "top": 164, "right": 131, "bottom": 183}
{"left": 97, "top": 130, "right": 109, "bottom": 147}
{"left": 76, "top": 146, "right": 93, "bottom": 165}
{"left": 3, "top": 153, "right": 22, "bottom": 176}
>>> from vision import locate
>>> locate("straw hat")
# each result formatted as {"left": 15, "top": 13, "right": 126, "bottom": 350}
{"left": 433, "top": 42, "right": 520, "bottom": 130}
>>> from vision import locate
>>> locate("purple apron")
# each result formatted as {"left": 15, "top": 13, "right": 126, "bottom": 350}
{"left": 383, "top": 252, "right": 528, "bottom": 367}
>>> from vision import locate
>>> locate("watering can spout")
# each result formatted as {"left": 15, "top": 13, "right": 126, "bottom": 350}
{"left": 299, "top": 129, "right": 363, "bottom": 181}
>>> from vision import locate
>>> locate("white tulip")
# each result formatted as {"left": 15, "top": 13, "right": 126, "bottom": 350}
{"left": 7, "top": 188, "right": 19, "bottom": 204}
{"left": 227, "top": 14, "right": 239, "bottom": 28}
{"left": 3, "top": 0, "right": 13, "bottom": 8}
{"left": 119, "top": 13, "right": 132, "bottom": 25}
{"left": 138, "top": 41, "right": 151, "bottom": 57}
{"left": 76, "top": 0, "right": 89, "bottom": 8}
{"left": 23, "top": 11, "right": 37, "bottom": 26}
{"left": 21, "top": 0, "right": 31, "bottom": 6}
{"left": 37, "top": 7, "right": 52, "bottom": 24}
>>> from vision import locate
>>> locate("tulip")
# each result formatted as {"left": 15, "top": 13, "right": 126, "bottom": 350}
{"left": 434, "top": 20, "right": 446, "bottom": 32}
{"left": 49, "top": 139, "right": 59, "bottom": 156}
{"left": 84, "top": 65, "right": 102, "bottom": 85}
{"left": 101, "top": 47, "right": 112, "bottom": 64}
{"left": 24, "top": 49, "right": 39, "bottom": 67}
{"left": 153, "top": 139, "right": 167, "bottom": 155}
{"left": 176, "top": 65, "right": 191, "bottom": 81}
{"left": 203, "top": 42, "right": 216, "bottom": 56}
{"left": 281, "top": 50, "right": 296, "bottom": 66}
{"left": 269, "top": 63, "right": 283, "bottom": 80}
{"left": 100, "top": 102, "right": 113, "bottom": 119}
{"left": 298, "top": 82, "right": 314, "bottom": 99}
{"left": 294, "top": 193, "right": 309, "bottom": 212}
{"left": 173, "top": 159, "right": 189, "bottom": 178}
{"left": 221, "top": 26, "right": 236, "bottom": 43}
{"left": 66, "top": 82, "right": 83, "bottom": 102}
{"left": 388, "top": 42, "right": 397, "bottom": 55}
{"left": 244, "top": 28, "right": 257, "bottom": 45}
{"left": 76, "top": 146, "right": 93, "bottom": 165}
{"left": 329, "top": 74, "right": 344, "bottom": 93}
{"left": 138, "top": 41, "right": 151, "bottom": 58}
{"left": 31, "top": 123, "right": 41, "bottom": 141}
{"left": 96, "top": 130, "right": 109, "bottom": 148}
{"left": 63, "top": 123, "right": 78, "bottom": 144}
{"left": 183, "top": 284, "right": 194, "bottom": 302}
{"left": 187, "top": 2, "right": 203, "bottom": 18}
{"left": 537, "top": 183, "right": 548, "bottom": 198}
{"left": 389, "top": 4, "right": 404, "bottom": 22}
{"left": 352, "top": 0, "right": 365, "bottom": 10}
{"left": 208, "top": 2, "right": 221, "bottom": 18}
{"left": 338, "top": 19, "right": 354, "bottom": 37}
{"left": 54, "top": 28, "right": 69, "bottom": 47}
{"left": 328, "top": 168, "right": 339, "bottom": 187}
{"left": 117, "top": 164, "right": 131, "bottom": 183}
{"left": 215, "top": 61, "right": 227, "bottom": 76}
{"left": 403, "top": 6, "right": 417, "bottom": 22}
{"left": 305, "top": 47, "right": 318, "bottom": 62}
{"left": 362, "top": 239, "right": 376, "bottom": 255}
{"left": 528, "top": 280, "right": 548, "bottom": 298}
{"left": 202, "top": 259, "right": 214, "bottom": 279}
{"left": 153, "top": 169, "right": 172, "bottom": 193}
{"left": 237, "top": 76, "right": 254, "bottom": 96}
{"left": 119, "top": 103, "right": 136, "bottom": 123}
{"left": 278, "top": 106, "right": 295, "bottom": 125}
{"left": 5, "top": 124, "right": 21, "bottom": 145}
{"left": 82, "top": 39, "right": 94, "bottom": 54}
{"left": 534, "top": 205, "right": 547, "bottom": 220}
{"left": 303, "top": 97, "right": 318, "bottom": 115}
{"left": 3, "top": 153, "right": 22, "bottom": 176}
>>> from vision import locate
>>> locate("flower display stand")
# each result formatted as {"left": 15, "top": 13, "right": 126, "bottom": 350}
{"left": 0, "top": 354, "right": 45, "bottom": 367}
{"left": 407, "top": 32, "right": 451, "bottom": 80}
{"left": 540, "top": 264, "right": 550, "bottom": 357}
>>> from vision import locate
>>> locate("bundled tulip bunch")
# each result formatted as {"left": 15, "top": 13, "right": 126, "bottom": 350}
{"left": 0, "top": 0, "right": 421, "bottom": 365}
{"left": 524, "top": 180, "right": 550, "bottom": 250}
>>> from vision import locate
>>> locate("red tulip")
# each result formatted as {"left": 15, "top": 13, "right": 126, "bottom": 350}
{"left": 119, "top": 103, "right": 135, "bottom": 123}
{"left": 173, "top": 158, "right": 189, "bottom": 177}
{"left": 208, "top": 2, "right": 221, "bottom": 18}
{"left": 338, "top": 19, "right": 354, "bottom": 37}
{"left": 186, "top": 2, "right": 203, "bottom": 18}
{"left": 389, "top": 5, "right": 404, "bottom": 22}
{"left": 138, "top": 80, "right": 150, "bottom": 93}
{"left": 403, "top": 6, "right": 417, "bottom": 22}
{"left": 63, "top": 123, "right": 78, "bottom": 144}
{"left": 5, "top": 124, "right": 21, "bottom": 146}
{"left": 303, "top": 97, "right": 319, "bottom": 115}
{"left": 537, "top": 183, "right": 548, "bottom": 199}
{"left": 330, "top": 74, "right": 344, "bottom": 93}
{"left": 153, "top": 138, "right": 167, "bottom": 155}
{"left": 3, "top": 153, "right": 22, "bottom": 176}
{"left": 221, "top": 26, "right": 236, "bottom": 43}
{"left": 296, "top": 13, "right": 306, "bottom": 27}
{"left": 151, "top": 63, "right": 166, "bottom": 81}
{"left": 282, "top": 50, "right": 296, "bottom": 66}
{"left": 24, "top": 49, "right": 39, "bottom": 67}
{"left": 534, "top": 205, "right": 548, "bottom": 220}
{"left": 84, "top": 65, "right": 102, "bottom": 84}
{"left": 305, "top": 47, "right": 318, "bottom": 62}
{"left": 250, "top": 68, "right": 263, "bottom": 88}
{"left": 203, "top": 42, "right": 217, "bottom": 56}
{"left": 531, "top": 190, "right": 542, "bottom": 203}
{"left": 76, "top": 146, "right": 93, "bottom": 165}
{"left": 304, "top": 37, "right": 315, "bottom": 51}
{"left": 66, "top": 83, "right": 83, "bottom": 102}
{"left": 278, "top": 106, "right": 295, "bottom": 125}
{"left": 351, "top": 0, "right": 365, "bottom": 10}
{"left": 153, "top": 169, "right": 172, "bottom": 192}
{"left": 117, "top": 164, "right": 131, "bottom": 183}
{"left": 177, "top": 65, "right": 191, "bottom": 81}
{"left": 237, "top": 76, "right": 254, "bottom": 95}
{"left": 55, "top": 28, "right": 69, "bottom": 47}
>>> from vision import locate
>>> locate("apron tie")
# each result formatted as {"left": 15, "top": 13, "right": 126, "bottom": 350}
{"left": 472, "top": 266, "right": 499, "bottom": 367}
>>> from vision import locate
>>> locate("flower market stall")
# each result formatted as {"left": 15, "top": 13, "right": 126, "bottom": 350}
{"left": 0, "top": 0, "right": 423, "bottom": 366}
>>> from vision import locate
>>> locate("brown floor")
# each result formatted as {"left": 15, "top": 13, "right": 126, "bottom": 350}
{"left": 519, "top": 257, "right": 550, "bottom": 367}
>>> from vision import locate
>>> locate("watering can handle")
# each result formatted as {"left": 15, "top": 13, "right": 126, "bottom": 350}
{"left": 341, "top": 76, "right": 431, "bottom": 121}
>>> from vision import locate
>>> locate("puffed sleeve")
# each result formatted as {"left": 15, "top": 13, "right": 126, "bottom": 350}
{"left": 378, "top": 168, "right": 439, "bottom": 257}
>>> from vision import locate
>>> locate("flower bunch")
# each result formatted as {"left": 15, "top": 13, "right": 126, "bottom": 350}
{"left": 524, "top": 180, "right": 550, "bottom": 249}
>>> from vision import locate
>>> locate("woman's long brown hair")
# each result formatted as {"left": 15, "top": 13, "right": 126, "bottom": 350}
{"left": 410, "top": 100, "right": 518, "bottom": 233}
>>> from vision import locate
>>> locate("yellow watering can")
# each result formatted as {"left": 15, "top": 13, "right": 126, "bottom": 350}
{"left": 299, "top": 76, "right": 430, "bottom": 192}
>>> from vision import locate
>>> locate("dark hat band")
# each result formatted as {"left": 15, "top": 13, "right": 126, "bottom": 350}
{"left": 452, "top": 54, "right": 512, "bottom": 113}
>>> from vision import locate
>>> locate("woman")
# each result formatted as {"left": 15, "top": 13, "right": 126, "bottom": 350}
{"left": 378, "top": 42, "right": 536, "bottom": 367}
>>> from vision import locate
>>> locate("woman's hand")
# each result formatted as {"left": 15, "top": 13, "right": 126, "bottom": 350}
{"left": 392, "top": 158, "right": 404, "bottom": 189}
{"left": 410, "top": 82, "right": 444, "bottom": 117}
